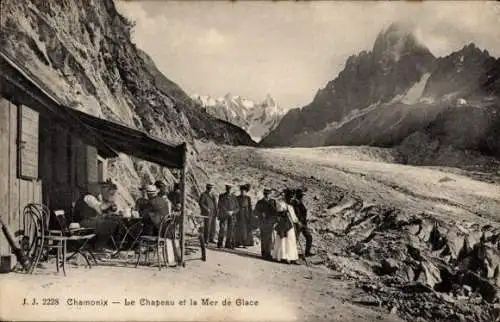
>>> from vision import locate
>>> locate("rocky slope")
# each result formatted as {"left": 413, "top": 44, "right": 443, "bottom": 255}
{"left": 0, "top": 0, "right": 254, "bottom": 208}
{"left": 191, "top": 93, "right": 284, "bottom": 142}
{"left": 261, "top": 23, "right": 500, "bottom": 167}
{"left": 198, "top": 143, "right": 500, "bottom": 322}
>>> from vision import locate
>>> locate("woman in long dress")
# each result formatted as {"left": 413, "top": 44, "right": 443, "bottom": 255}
{"left": 234, "top": 184, "right": 251, "bottom": 248}
{"left": 271, "top": 189, "right": 299, "bottom": 264}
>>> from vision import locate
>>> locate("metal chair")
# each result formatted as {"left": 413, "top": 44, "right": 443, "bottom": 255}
{"left": 135, "top": 215, "right": 179, "bottom": 270}
{"left": 21, "top": 204, "right": 96, "bottom": 276}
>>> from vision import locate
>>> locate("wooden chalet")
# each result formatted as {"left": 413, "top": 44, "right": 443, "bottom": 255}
{"left": 0, "top": 50, "right": 188, "bottom": 266}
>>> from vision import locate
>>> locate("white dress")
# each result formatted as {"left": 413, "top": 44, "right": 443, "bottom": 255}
{"left": 271, "top": 203, "right": 299, "bottom": 262}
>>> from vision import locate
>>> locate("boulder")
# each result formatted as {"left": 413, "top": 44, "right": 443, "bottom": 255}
{"left": 461, "top": 271, "right": 498, "bottom": 303}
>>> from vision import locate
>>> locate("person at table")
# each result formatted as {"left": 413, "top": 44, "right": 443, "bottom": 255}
{"left": 254, "top": 188, "right": 277, "bottom": 260}
{"left": 217, "top": 184, "right": 239, "bottom": 249}
{"left": 143, "top": 185, "right": 172, "bottom": 235}
{"left": 154, "top": 180, "right": 169, "bottom": 200}
{"left": 168, "top": 182, "right": 182, "bottom": 212}
{"left": 74, "top": 181, "right": 119, "bottom": 250}
{"left": 199, "top": 183, "right": 218, "bottom": 244}
{"left": 144, "top": 184, "right": 179, "bottom": 265}
{"left": 135, "top": 185, "right": 151, "bottom": 218}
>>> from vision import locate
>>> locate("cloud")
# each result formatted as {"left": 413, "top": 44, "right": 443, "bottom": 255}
{"left": 115, "top": 1, "right": 500, "bottom": 110}
{"left": 196, "top": 28, "right": 228, "bottom": 54}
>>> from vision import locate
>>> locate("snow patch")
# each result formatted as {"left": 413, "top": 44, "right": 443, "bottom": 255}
{"left": 402, "top": 73, "right": 431, "bottom": 105}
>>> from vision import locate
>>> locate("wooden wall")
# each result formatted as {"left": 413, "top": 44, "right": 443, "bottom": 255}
{"left": 0, "top": 97, "right": 42, "bottom": 258}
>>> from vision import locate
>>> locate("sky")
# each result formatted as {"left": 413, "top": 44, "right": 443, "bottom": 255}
{"left": 115, "top": 1, "right": 500, "bottom": 111}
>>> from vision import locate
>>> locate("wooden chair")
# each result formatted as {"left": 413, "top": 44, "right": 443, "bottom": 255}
{"left": 21, "top": 204, "right": 96, "bottom": 276}
{"left": 135, "top": 215, "right": 179, "bottom": 270}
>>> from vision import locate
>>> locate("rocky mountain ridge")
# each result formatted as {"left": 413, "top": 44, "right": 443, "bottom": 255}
{"left": 191, "top": 93, "right": 285, "bottom": 142}
{"left": 261, "top": 23, "right": 500, "bottom": 167}
{"left": 0, "top": 0, "right": 254, "bottom": 209}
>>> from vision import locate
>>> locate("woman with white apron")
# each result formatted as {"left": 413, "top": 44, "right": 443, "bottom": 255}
{"left": 271, "top": 189, "right": 299, "bottom": 264}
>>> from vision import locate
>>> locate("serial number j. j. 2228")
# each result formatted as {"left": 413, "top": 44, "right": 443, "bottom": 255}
{"left": 23, "top": 298, "right": 60, "bottom": 306}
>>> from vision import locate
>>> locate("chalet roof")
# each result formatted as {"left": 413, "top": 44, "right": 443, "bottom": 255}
{"left": 0, "top": 51, "right": 185, "bottom": 169}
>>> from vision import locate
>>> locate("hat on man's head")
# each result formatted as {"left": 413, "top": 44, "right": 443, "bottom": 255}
{"left": 206, "top": 183, "right": 214, "bottom": 189}
{"left": 283, "top": 188, "right": 295, "bottom": 200}
{"left": 154, "top": 180, "right": 166, "bottom": 188}
{"left": 225, "top": 184, "right": 232, "bottom": 189}
{"left": 146, "top": 185, "right": 159, "bottom": 194}
{"left": 263, "top": 188, "right": 271, "bottom": 195}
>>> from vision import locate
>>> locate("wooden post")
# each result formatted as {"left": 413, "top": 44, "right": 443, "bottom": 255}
{"left": 179, "top": 142, "right": 187, "bottom": 267}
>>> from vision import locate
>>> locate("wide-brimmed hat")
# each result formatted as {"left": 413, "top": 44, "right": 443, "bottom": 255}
{"left": 146, "top": 185, "right": 159, "bottom": 194}
{"left": 283, "top": 188, "right": 295, "bottom": 199}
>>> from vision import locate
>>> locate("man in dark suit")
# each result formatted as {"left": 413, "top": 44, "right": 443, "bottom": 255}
{"left": 254, "top": 188, "right": 277, "bottom": 260}
{"left": 293, "top": 189, "right": 314, "bottom": 257}
{"left": 199, "top": 183, "right": 218, "bottom": 244}
{"left": 217, "top": 184, "right": 239, "bottom": 249}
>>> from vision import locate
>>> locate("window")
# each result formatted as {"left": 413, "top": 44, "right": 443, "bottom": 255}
{"left": 18, "top": 105, "right": 39, "bottom": 180}
{"left": 97, "top": 156, "right": 106, "bottom": 182}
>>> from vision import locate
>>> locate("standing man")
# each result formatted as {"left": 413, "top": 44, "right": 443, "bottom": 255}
{"left": 199, "top": 183, "right": 218, "bottom": 244}
{"left": 217, "top": 184, "right": 239, "bottom": 249}
{"left": 254, "top": 188, "right": 277, "bottom": 260}
{"left": 293, "top": 189, "right": 314, "bottom": 257}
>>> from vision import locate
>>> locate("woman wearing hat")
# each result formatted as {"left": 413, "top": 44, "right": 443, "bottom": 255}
{"left": 271, "top": 189, "right": 299, "bottom": 264}
{"left": 234, "top": 184, "right": 252, "bottom": 248}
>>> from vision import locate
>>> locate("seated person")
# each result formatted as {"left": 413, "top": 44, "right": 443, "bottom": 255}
{"left": 74, "top": 181, "right": 119, "bottom": 250}
{"left": 142, "top": 184, "right": 172, "bottom": 236}
{"left": 168, "top": 182, "right": 182, "bottom": 212}
{"left": 135, "top": 185, "right": 151, "bottom": 218}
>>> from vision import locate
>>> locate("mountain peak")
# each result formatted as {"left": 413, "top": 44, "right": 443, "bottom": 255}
{"left": 373, "top": 21, "right": 431, "bottom": 63}
{"left": 192, "top": 93, "right": 285, "bottom": 142}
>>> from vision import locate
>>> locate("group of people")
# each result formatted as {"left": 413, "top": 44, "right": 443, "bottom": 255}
{"left": 198, "top": 183, "right": 314, "bottom": 264}
{"left": 71, "top": 179, "right": 314, "bottom": 265}
{"left": 72, "top": 180, "right": 182, "bottom": 251}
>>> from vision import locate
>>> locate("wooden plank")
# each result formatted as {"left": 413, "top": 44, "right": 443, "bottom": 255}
{"left": 9, "top": 103, "right": 19, "bottom": 229}
{"left": 33, "top": 180, "right": 42, "bottom": 204}
{"left": 19, "top": 105, "right": 39, "bottom": 180}
{"left": 86, "top": 145, "right": 98, "bottom": 183}
{"left": 0, "top": 98, "right": 11, "bottom": 255}
{"left": 18, "top": 180, "right": 28, "bottom": 228}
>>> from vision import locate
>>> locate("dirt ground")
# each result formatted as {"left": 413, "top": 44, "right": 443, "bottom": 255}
{"left": 0, "top": 245, "right": 403, "bottom": 322}
{"left": 193, "top": 142, "right": 500, "bottom": 322}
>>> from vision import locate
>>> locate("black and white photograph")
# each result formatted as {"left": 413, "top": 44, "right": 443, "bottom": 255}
{"left": 0, "top": 0, "right": 500, "bottom": 321}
